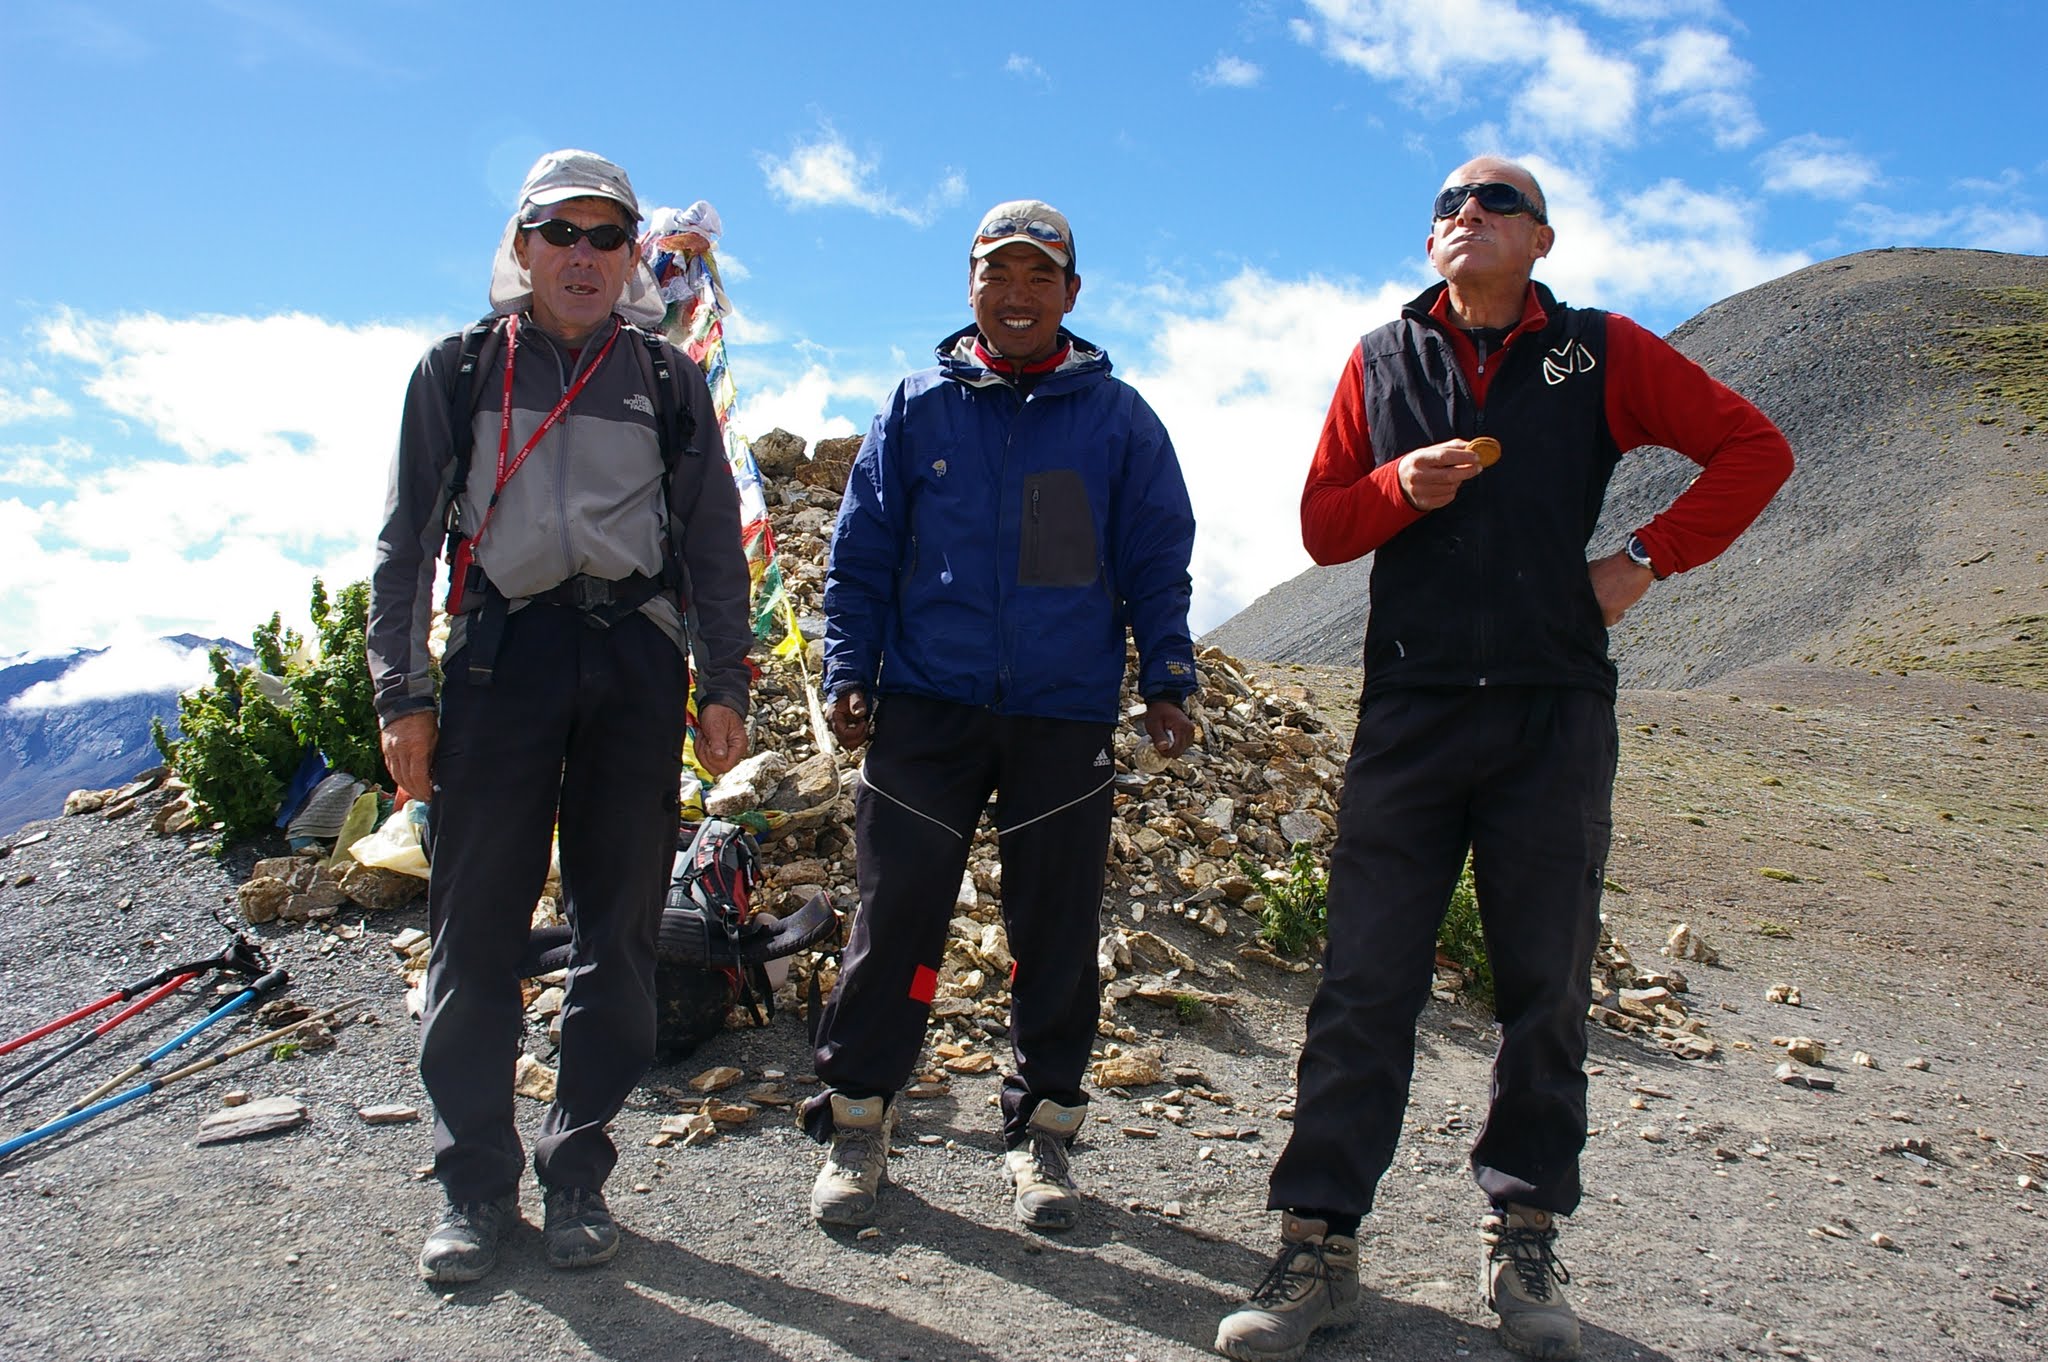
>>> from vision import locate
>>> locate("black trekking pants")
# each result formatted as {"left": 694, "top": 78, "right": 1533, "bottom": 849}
{"left": 1267, "top": 685, "right": 1616, "bottom": 1218}
{"left": 803, "top": 695, "right": 1114, "bottom": 1149}
{"left": 420, "top": 605, "right": 686, "bottom": 1201}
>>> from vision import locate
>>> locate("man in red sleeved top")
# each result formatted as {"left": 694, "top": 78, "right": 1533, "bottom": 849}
{"left": 1215, "top": 157, "right": 1791, "bottom": 1362}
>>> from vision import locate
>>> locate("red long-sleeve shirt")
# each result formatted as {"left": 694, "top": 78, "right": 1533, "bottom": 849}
{"left": 1301, "top": 285, "right": 1792, "bottom": 576}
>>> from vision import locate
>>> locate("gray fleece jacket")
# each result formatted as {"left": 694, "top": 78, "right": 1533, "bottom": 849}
{"left": 368, "top": 313, "right": 754, "bottom": 725}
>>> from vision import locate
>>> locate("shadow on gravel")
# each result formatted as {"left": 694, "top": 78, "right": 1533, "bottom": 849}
{"left": 884, "top": 1195, "right": 1274, "bottom": 1354}
{"left": 514, "top": 1228, "right": 1008, "bottom": 1362}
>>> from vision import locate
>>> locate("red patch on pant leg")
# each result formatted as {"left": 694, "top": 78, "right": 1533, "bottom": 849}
{"left": 1009, "top": 960, "right": 1018, "bottom": 985}
{"left": 909, "top": 963, "right": 938, "bottom": 1006}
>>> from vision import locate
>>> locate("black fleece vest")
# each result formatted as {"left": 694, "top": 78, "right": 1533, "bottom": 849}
{"left": 1359, "top": 282, "right": 1622, "bottom": 697}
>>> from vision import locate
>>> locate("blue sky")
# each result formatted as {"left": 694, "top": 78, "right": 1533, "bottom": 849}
{"left": 2, "top": 0, "right": 2043, "bottom": 694}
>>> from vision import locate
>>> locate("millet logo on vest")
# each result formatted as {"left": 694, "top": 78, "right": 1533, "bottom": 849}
{"left": 624, "top": 393, "right": 656, "bottom": 416}
{"left": 1542, "top": 339, "right": 1597, "bottom": 386}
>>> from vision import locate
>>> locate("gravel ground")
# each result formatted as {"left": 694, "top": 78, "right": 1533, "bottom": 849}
{"left": 1, "top": 653, "right": 2043, "bottom": 1362}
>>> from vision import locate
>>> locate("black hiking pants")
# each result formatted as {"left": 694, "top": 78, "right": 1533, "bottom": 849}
{"left": 803, "top": 694, "right": 1115, "bottom": 1149}
{"left": 420, "top": 604, "right": 686, "bottom": 1202}
{"left": 1268, "top": 685, "right": 1616, "bottom": 1219}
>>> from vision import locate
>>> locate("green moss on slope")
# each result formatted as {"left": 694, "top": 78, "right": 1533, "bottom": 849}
{"left": 1934, "top": 287, "right": 2048, "bottom": 427}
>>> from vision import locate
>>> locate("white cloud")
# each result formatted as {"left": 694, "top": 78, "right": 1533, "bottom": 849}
{"left": 1294, "top": 0, "right": 1640, "bottom": 146}
{"left": 1577, "top": 0, "right": 1728, "bottom": 16}
{"left": 0, "top": 310, "right": 433, "bottom": 656}
{"left": 1121, "top": 269, "right": 1421, "bottom": 632}
{"left": 0, "top": 386, "right": 71, "bottom": 424}
{"left": 759, "top": 127, "right": 967, "bottom": 227}
{"left": 732, "top": 364, "right": 877, "bottom": 446}
{"left": 7, "top": 637, "right": 217, "bottom": 710}
{"left": 1846, "top": 203, "right": 2048, "bottom": 255}
{"left": 1005, "top": 54, "right": 1049, "bottom": 84}
{"left": 1530, "top": 159, "right": 1809, "bottom": 314}
{"left": 1641, "top": 27, "right": 1760, "bottom": 147}
{"left": 1199, "top": 55, "right": 1264, "bottom": 88}
{"left": 1758, "top": 134, "right": 1880, "bottom": 200}
{"left": 0, "top": 435, "right": 93, "bottom": 487}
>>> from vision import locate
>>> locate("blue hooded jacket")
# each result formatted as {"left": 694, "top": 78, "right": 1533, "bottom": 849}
{"left": 823, "top": 326, "right": 1197, "bottom": 724}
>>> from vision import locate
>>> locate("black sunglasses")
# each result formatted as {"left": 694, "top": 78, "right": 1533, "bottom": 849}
{"left": 523, "top": 219, "right": 633, "bottom": 251}
{"left": 1432, "top": 182, "right": 1547, "bottom": 224}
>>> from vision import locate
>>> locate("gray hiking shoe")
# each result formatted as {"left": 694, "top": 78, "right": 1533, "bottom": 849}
{"left": 542, "top": 1185, "right": 620, "bottom": 1269}
{"left": 1003, "top": 1100, "right": 1085, "bottom": 1231}
{"left": 418, "top": 1193, "right": 518, "bottom": 1283}
{"left": 1213, "top": 1213, "right": 1361, "bottom": 1361}
{"left": 810, "top": 1092, "right": 895, "bottom": 1226}
{"left": 1482, "top": 1204, "right": 1580, "bottom": 1360}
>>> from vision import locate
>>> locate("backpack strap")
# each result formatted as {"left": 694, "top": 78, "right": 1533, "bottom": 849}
{"left": 639, "top": 329, "right": 699, "bottom": 594}
{"left": 440, "top": 316, "right": 503, "bottom": 567}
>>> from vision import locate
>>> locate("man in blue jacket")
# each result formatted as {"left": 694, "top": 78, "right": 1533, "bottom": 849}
{"left": 803, "top": 200, "right": 1198, "bottom": 1233}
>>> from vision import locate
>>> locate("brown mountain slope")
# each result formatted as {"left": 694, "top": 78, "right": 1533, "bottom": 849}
{"left": 1204, "top": 247, "right": 2048, "bottom": 693}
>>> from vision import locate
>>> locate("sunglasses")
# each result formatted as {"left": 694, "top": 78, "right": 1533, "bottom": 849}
{"left": 522, "top": 218, "right": 633, "bottom": 251}
{"left": 977, "top": 217, "right": 1070, "bottom": 250}
{"left": 1432, "top": 182, "right": 1548, "bottom": 224}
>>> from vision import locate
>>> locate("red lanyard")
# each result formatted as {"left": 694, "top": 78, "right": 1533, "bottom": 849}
{"left": 470, "top": 313, "right": 623, "bottom": 547}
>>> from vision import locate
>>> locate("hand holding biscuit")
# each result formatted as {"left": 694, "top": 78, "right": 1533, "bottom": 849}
{"left": 1398, "top": 438, "right": 1490, "bottom": 511}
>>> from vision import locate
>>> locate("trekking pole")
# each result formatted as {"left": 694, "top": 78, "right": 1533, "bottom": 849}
{"left": 0, "top": 999, "right": 363, "bottom": 1164}
{"left": 0, "top": 935, "right": 266, "bottom": 1059}
{"left": 63, "top": 967, "right": 290, "bottom": 1114}
{"left": 0, "top": 970, "right": 204, "bottom": 1100}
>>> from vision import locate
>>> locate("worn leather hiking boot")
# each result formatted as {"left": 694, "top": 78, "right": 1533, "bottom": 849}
{"left": 418, "top": 1193, "right": 518, "bottom": 1283}
{"left": 1213, "top": 1213, "right": 1361, "bottom": 1361}
{"left": 1482, "top": 1204, "right": 1580, "bottom": 1360}
{"left": 541, "top": 1185, "right": 620, "bottom": 1269}
{"left": 810, "top": 1092, "right": 895, "bottom": 1226}
{"left": 1003, "top": 1100, "right": 1085, "bottom": 1231}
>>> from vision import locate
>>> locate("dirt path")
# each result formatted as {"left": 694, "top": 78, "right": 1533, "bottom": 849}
{"left": 1, "top": 664, "right": 2042, "bottom": 1362}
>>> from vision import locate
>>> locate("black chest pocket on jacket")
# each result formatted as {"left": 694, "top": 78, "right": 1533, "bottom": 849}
{"left": 1018, "top": 469, "right": 1099, "bottom": 588}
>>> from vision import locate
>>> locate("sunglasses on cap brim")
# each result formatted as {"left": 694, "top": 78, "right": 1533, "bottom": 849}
{"left": 977, "top": 217, "right": 1070, "bottom": 250}
{"left": 522, "top": 219, "right": 633, "bottom": 251}
{"left": 1432, "top": 182, "right": 1548, "bottom": 224}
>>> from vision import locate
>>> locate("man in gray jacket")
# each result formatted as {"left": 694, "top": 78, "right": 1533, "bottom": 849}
{"left": 369, "top": 149, "right": 754, "bottom": 1284}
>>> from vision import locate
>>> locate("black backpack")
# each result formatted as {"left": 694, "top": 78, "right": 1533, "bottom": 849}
{"left": 520, "top": 819, "right": 839, "bottom": 1062}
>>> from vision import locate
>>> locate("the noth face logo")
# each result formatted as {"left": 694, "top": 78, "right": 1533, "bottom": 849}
{"left": 624, "top": 393, "right": 656, "bottom": 416}
{"left": 1542, "top": 339, "right": 1597, "bottom": 386}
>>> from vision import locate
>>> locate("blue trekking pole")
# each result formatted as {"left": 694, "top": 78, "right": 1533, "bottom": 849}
{"left": 0, "top": 996, "right": 355, "bottom": 1164}
{"left": 61, "top": 967, "right": 289, "bottom": 1114}
{"left": 0, "top": 937, "right": 267, "bottom": 1100}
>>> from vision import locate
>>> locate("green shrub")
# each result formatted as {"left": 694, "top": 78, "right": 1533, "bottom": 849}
{"left": 283, "top": 580, "right": 388, "bottom": 789}
{"left": 152, "top": 649, "right": 300, "bottom": 842}
{"left": 152, "top": 576, "right": 389, "bottom": 845}
{"left": 1437, "top": 855, "right": 1494, "bottom": 1008}
{"left": 1242, "top": 843, "right": 1329, "bottom": 956}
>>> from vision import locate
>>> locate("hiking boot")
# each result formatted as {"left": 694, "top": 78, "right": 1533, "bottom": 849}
{"left": 541, "top": 1185, "right": 620, "bottom": 1269}
{"left": 810, "top": 1092, "right": 895, "bottom": 1226}
{"left": 1213, "top": 1213, "right": 1361, "bottom": 1361}
{"left": 418, "top": 1193, "right": 518, "bottom": 1284}
{"left": 1482, "top": 1204, "right": 1580, "bottom": 1360}
{"left": 1003, "top": 1100, "right": 1085, "bottom": 1231}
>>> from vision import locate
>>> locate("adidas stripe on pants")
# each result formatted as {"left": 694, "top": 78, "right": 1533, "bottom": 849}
{"left": 805, "top": 694, "right": 1114, "bottom": 1148}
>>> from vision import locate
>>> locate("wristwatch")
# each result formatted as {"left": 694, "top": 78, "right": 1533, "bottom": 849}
{"left": 1624, "top": 532, "right": 1656, "bottom": 576}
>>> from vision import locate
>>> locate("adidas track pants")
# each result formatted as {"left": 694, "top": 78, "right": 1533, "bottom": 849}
{"left": 805, "top": 694, "right": 1115, "bottom": 1149}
